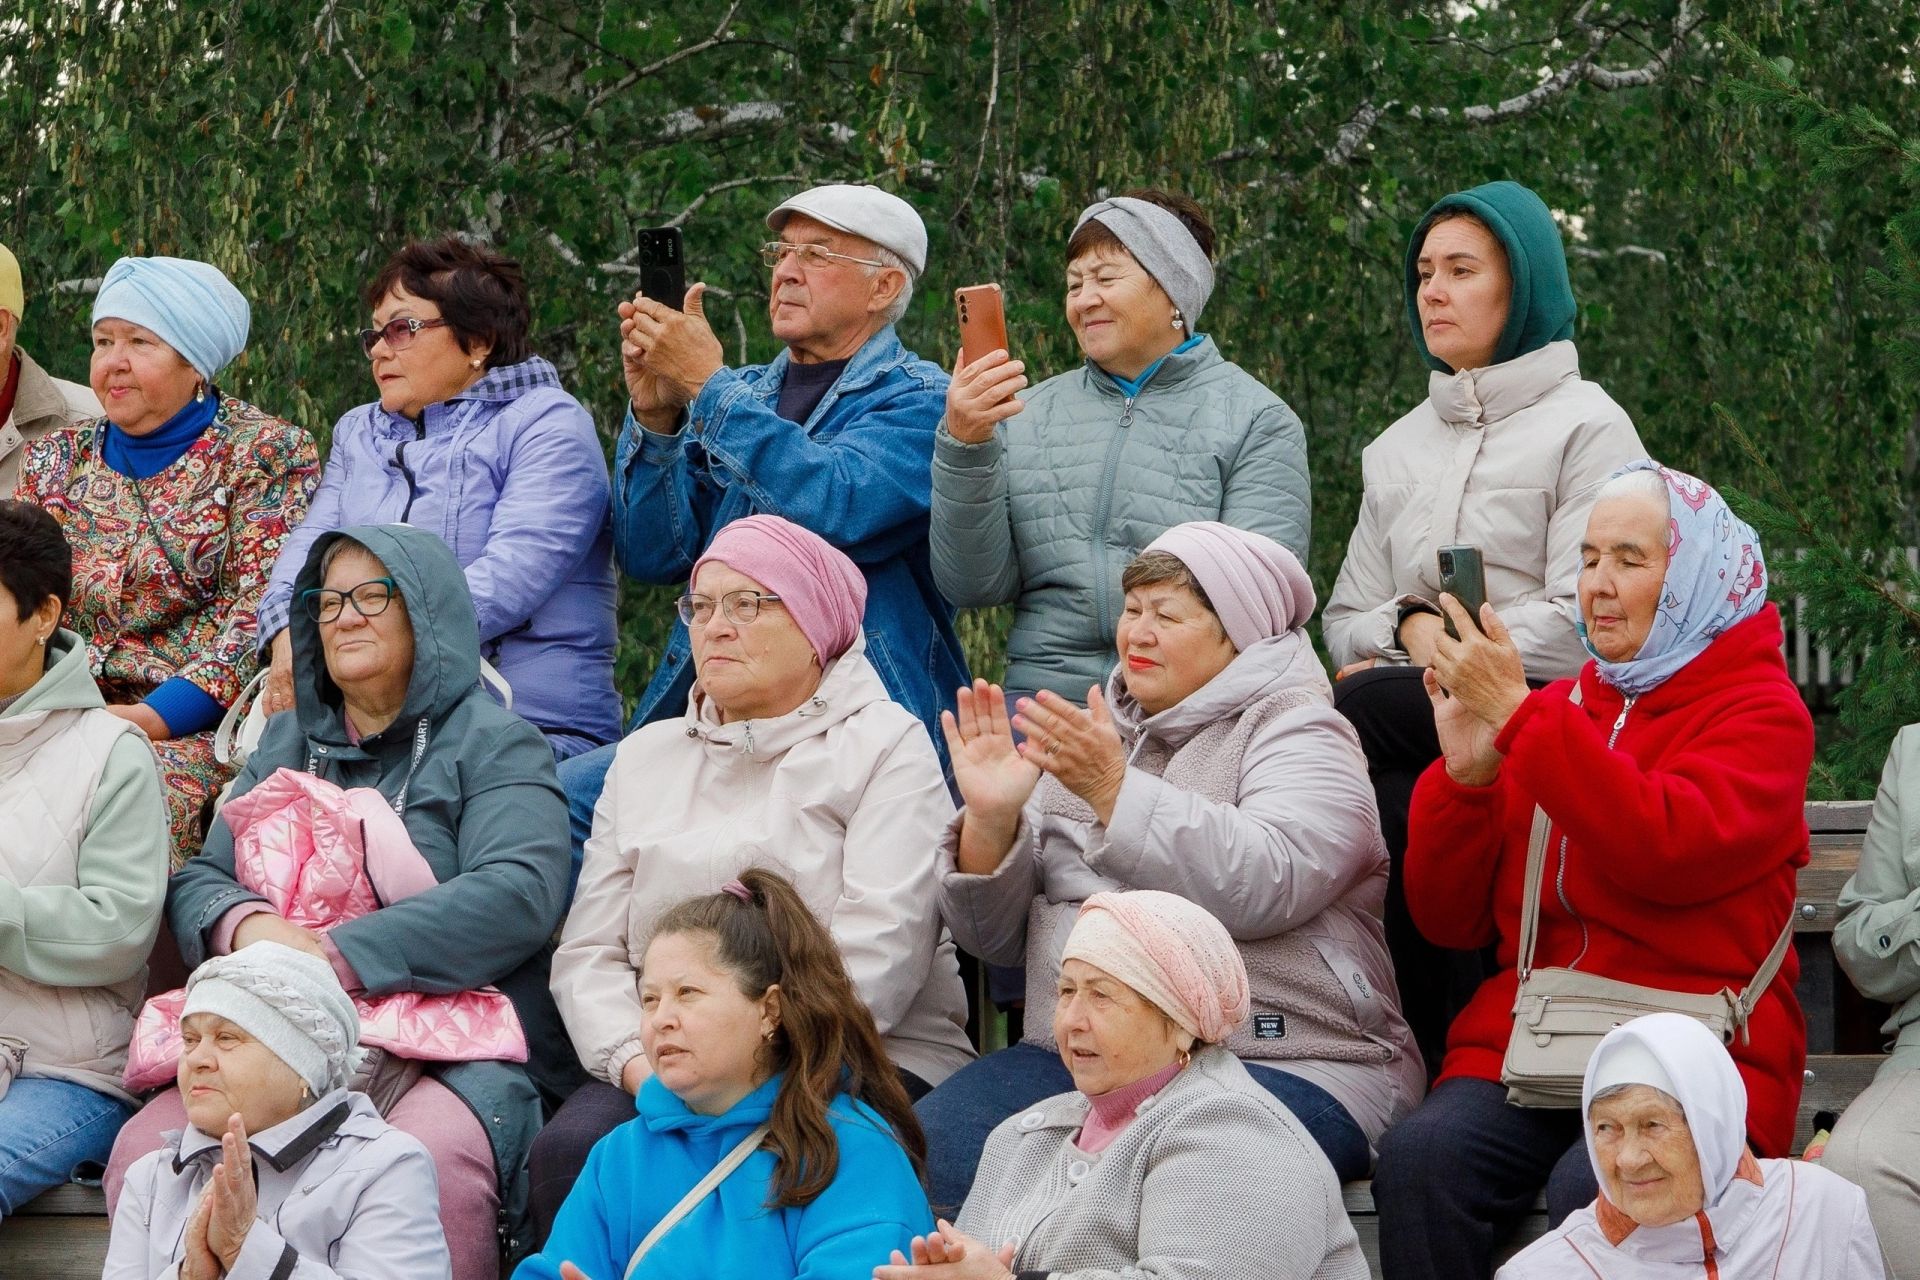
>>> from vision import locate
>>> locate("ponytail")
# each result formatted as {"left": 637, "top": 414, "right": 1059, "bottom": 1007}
{"left": 650, "top": 868, "right": 928, "bottom": 1207}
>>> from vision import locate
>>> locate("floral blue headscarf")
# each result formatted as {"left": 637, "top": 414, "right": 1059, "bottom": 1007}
{"left": 1578, "top": 460, "right": 1769, "bottom": 697}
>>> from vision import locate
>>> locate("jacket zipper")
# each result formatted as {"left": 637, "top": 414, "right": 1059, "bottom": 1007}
{"left": 395, "top": 419, "right": 427, "bottom": 522}
{"left": 1556, "top": 694, "right": 1635, "bottom": 971}
{"left": 1090, "top": 394, "right": 1137, "bottom": 645}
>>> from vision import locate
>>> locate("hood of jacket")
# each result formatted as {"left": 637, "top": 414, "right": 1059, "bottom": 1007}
{"left": 366, "top": 355, "right": 566, "bottom": 437}
{"left": 682, "top": 633, "right": 890, "bottom": 762}
{"left": 1405, "top": 180, "right": 1576, "bottom": 373}
{"left": 1103, "top": 629, "right": 1332, "bottom": 753}
{"left": 1, "top": 628, "right": 104, "bottom": 722}
{"left": 638, "top": 1070, "right": 784, "bottom": 1137}
{"left": 290, "top": 523, "right": 481, "bottom": 747}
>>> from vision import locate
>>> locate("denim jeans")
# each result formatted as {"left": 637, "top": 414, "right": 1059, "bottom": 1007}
{"left": 556, "top": 741, "right": 617, "bottom": 901}
{"left": 915, "top": 1041, "right": 1372, "bottom": 1214}
{"left": 0, "top": 1077, "right": 133, "bottom": 1215}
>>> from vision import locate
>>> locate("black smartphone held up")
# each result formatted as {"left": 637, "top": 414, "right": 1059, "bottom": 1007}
{"left": 1437, "top": 544, "right": 1488, "bottom": 641}
{"left": 635, "top": 227, "right": 686, "bottom": 309}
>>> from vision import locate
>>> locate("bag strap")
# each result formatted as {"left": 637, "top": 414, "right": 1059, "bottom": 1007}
{"left": 480, "top": 658, "right": 512, "bottom": 710}
{"left": 1732, "top": 915, "right": 1798, "bottom": 1035}
{"left": 1516, "top": 683, "right": 1581, "bottom": 982}
{"left": 623, "top": 1123, "right": 769, "bottom": 1279}
{"left": 214, "top": 669, "right": 271, "bottom": 766}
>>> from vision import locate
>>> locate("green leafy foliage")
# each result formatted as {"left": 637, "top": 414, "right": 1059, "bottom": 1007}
{"left": 2, "top": 2, "right": 1914, "bottom": 774}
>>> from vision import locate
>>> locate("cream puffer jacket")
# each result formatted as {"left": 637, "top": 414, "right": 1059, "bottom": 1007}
{"left": 551, "top": 636, "right": 974, "bottom": 1090}
{"left": 1322, "top": 340, "right": 1644, "bottom": 678}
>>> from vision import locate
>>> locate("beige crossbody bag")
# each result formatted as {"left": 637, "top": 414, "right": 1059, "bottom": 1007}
{"left": 1499, "top": 689, "right": 1796, "bottom": 1107}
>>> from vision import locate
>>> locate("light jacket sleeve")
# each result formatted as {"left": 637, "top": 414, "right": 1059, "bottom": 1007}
{"left": 325, "top": 728, "right": 570, "bottom": 996}
{"left": 461, "top": 391, "right": 613, "bottom": 644}
{"left": 681, "top": 363, "right": 942, "bottom": 561}
{"left": 1321, "top": 472, "right": 1410, "bottom": 669}
{"left": 1084, "top": 706, "right": 1382, "bottom": 939}
{"left": 223, "top": 1140, "right": 451, "bottom": 1280}
{"left": 0, "top": 733, "right": 167, "bottom": 985}
{"left": 929, "top": 423, "right": 1022, "bottom": 608}
{"left": 1404, "top": 762, "right": 1510, "bottom": 952}
{"left": 1488, "top": 412, "right": 1644, "bottom": 678}
{"left": 101, "top": 1152, "right": 162, "bottom": 1280}
{"left": 1834, "top": 725, "right": 1920, "bottom": 1004}
{"left": 1498, "top": 679, "right": 1814, "bottom": 907}
{"left": 831, "top": 726, "right": 958, "bottom": 1036}
{"left": 257, "top": 420, "right": 356, "bottom": 646}
{"left": 1219, "top": 400, "right": 1311, "bottom": 563}
{"left": 936, "top": 804, "right": 1044, "bottom": 968}
{"left": 551, "top": 755, "right": 647, "bottom": 1087}
{"left": 176, "top": 420, "right": 320, "bottom": 706}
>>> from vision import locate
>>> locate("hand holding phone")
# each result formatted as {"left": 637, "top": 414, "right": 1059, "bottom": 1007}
{"left": 956, "top": 283, "right": 1009, "bottom": 367}
{"left": 947, "top": 284, "right": 1026, "bottom": 444}
{"left": 635, "top": 227, "right": 686, "bottom": 309}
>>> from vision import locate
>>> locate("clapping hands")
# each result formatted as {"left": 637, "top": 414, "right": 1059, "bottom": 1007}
{"left": 872, "top": 1219, "right": 1017, "bottom": 1279}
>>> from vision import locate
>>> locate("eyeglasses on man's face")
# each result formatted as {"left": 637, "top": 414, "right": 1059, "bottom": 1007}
{"left": 758, "top": 241, "right": 888, "bottom": 271}
{"left": 675, "top": 589, "right": 785, "bottom": 627}
{"left": 358, "top": 316, "right": 449, "bottom": 356}
{"left": 301, "top": 577, "right": 401, "bottom": 623}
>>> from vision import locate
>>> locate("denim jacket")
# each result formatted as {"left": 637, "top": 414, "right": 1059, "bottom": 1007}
{"left": 613, "top": 326, "right": 969, "bottom": 757}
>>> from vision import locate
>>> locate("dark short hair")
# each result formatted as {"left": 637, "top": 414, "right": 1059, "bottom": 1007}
{"left": 364, "top": 235, "right": 532, "bottom": 368}
{"left": 0, "top": 499, "right": 72, "bottom": 620}
{"left": 1067, "top": 188, "right": 1217, "bottom": 263}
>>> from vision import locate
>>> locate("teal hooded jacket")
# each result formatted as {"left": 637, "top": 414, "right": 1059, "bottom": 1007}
{"left": 1404, "top": 179, "right": 1577, "bottom": 373}
{"left": 167, "top": 522, "right": 578, "bottom": 1261}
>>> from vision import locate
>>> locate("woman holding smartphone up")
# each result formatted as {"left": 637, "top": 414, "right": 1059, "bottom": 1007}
{"left": 929, "top": 189, "right": 1310, "bottom": 715}
{"left": 1321, "top": 181, "right": 1644, "bottom": 1074}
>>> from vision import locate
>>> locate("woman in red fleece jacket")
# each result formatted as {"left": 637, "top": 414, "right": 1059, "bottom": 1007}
{"left": 1371, "top": 460, "right": 1812, "bottom": 1280}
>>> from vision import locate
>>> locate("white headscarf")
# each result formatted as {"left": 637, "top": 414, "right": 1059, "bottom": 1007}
{"left": 1582, "top": 1013, "right": 1748, "bottom": 1212}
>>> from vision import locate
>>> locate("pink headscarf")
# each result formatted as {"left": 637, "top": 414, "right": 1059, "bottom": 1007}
{"left": 690, "top": 515, "right": 867, "bottom": 662}
{"left": 1062, "top": 890, "right": 1250, "bottom": 1045}
{"left": 1141, "top": 521, "right": 1314, "bottom": 651}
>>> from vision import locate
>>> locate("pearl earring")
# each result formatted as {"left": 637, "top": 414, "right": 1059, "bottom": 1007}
{"left": 470, "top": 359, "right": 483, "bottom": 369}
{"left": 36, "top": 635, "right": 48, "bottom": 646}
{"left": 194, "top": 382, "right": 207, "bottom": 402}
{"left": 1170, "top": 310, "right": 1184, "bottom": 330}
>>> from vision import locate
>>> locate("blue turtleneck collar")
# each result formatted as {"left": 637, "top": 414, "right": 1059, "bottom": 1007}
{"left": 101, "top": 389, "right": 218, "bottom": 480}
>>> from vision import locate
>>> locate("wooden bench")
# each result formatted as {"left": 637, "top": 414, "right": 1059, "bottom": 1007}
{"left": 0, "top": 807, "right": 1892, "bottom": 1279}
{"left": 1342, "top": 799, "right": 1889, "bottom": 1275}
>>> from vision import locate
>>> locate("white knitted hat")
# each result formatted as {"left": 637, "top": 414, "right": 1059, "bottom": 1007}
{"left": 182, "top": 942, "right": 362, "bottom": 1096}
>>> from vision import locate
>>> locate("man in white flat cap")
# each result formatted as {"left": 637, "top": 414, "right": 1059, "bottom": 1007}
{"left": 553, "top": 184, "right": 969, "bottom": 856}
{"left": 0, "top": 241, "right": 100, "bottom": 494}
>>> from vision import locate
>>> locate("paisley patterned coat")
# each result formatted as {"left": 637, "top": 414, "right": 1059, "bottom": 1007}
{"left": 13, "top": 396, "right": 319, "bottom": 866}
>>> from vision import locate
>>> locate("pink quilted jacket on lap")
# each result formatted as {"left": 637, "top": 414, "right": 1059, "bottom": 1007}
{"left": 125, "top": 768, "right": 526, "bottom": 1091}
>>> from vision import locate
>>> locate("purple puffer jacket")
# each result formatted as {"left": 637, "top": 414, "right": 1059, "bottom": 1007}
{"left": 258, "top": 357, "right": 619, "bottom": 752}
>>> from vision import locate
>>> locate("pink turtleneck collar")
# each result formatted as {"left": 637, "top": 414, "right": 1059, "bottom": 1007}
{"left": 1075, "top": 1060, "right": 1185, "bottom": 1154}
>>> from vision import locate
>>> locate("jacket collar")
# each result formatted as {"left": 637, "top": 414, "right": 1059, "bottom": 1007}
{"left": 638, "top": 1071, "right": 783, "bottom": 1136}
{"left": 171, "top": 1089, "right": 370, "bottom": 1174}
{"left": 1592, "top": 1153, "right": 1768, "bottom": 1259}
{"left": 1103, "top": 630, "right": 1331, "bottom": 752}
{"left": 370, "top": 355, "right": 562, "bottom": 432}
{"left": 1426, "top": 340, "right": 1580, "bottom": 427}
{"left": 1575, "top": 606, "right": 1788, "bottom": 717}
{"left": 7, "top": 350, "right": 73, "bottom": 432}
{"left": 1082, "top": 335, "right": 1222, "bottom": 401}
{"left": 682, "top": 634, "right": 886, "bottom": 761}
{"left": 759, "top": 326, "right": 910, "bottom": 428}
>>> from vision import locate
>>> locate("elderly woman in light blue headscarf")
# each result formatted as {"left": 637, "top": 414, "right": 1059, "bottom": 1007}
{"left": 1370, "top": 460, "right": 1816, "bottom": 1280}
{"left": 12, "top": 256, "right": 319, "bottom": 867}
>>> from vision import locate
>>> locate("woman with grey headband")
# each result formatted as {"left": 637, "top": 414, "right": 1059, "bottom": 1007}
{"left": 930, "top": 188, "right": 1311, "bottom": 712}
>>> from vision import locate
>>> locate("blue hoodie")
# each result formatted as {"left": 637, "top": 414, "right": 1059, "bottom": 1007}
{"left": 516, "top": 1074, "right": 932, "bottom": 1280}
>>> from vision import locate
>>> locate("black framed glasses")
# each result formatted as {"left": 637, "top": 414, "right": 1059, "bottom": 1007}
{"left": 301, "top": 577, "right": 401, "bottom": 623}
{"left": 675, "top": 590, "right": 783, "bottom": 626}
{"left": 757, "top": 241, "right": 887, "bottom": 271}
{"left": 358, "top": 317, "right": 449, "bottom": 355}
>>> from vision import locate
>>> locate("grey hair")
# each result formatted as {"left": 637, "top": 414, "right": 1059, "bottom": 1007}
{"left": 1590, "top": 1082, "right": 1685, "bottom": 1113}
{"left": 318, "top": 535, "right": 380, "bottom": 578}
{"left": 869, "top": 244, "right": 914, "bottom": 325}
{"left": 1596, "top": 468, "right": 1670, "bottom": 509}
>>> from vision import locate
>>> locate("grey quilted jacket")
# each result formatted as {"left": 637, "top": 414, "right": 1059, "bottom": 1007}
{"left": 930, "top": 338, "right": 1309, "bottom": 699}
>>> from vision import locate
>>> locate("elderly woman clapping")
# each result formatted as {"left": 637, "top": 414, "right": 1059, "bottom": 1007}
{"left": 115, "top": 524, "right": 576, "bottom": 1280}
{"left": 14, "top": 256, "right": 319, "bottom": 866}
{"left": 1372, "top": 462, "right": 1816, "bottom": 1280}
{"left": 878, "top": 892, "right": 1369, "bottom": 1280}
{"left": 538, "top": 514, "right": 973, "bottom": 1235}
{"left": 104, "top": 943, "right": 449, "bottom": 1279}
{"left": 1498, "top": 1013, "right": 1886, "bottom": 1278}
{"left": 919, "top": 522, "right": 1421, "bottom": 1208}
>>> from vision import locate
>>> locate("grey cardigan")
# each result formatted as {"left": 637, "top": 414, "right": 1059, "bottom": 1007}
{"left": 1835, "top": 724, "right": 1920, "bottom": 1076}
{"left": 958, "top": 1046, "right": 1369, "bottom": 1280}
{"left": 930, "top": 338, "right": 1309, "bottom": 699}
